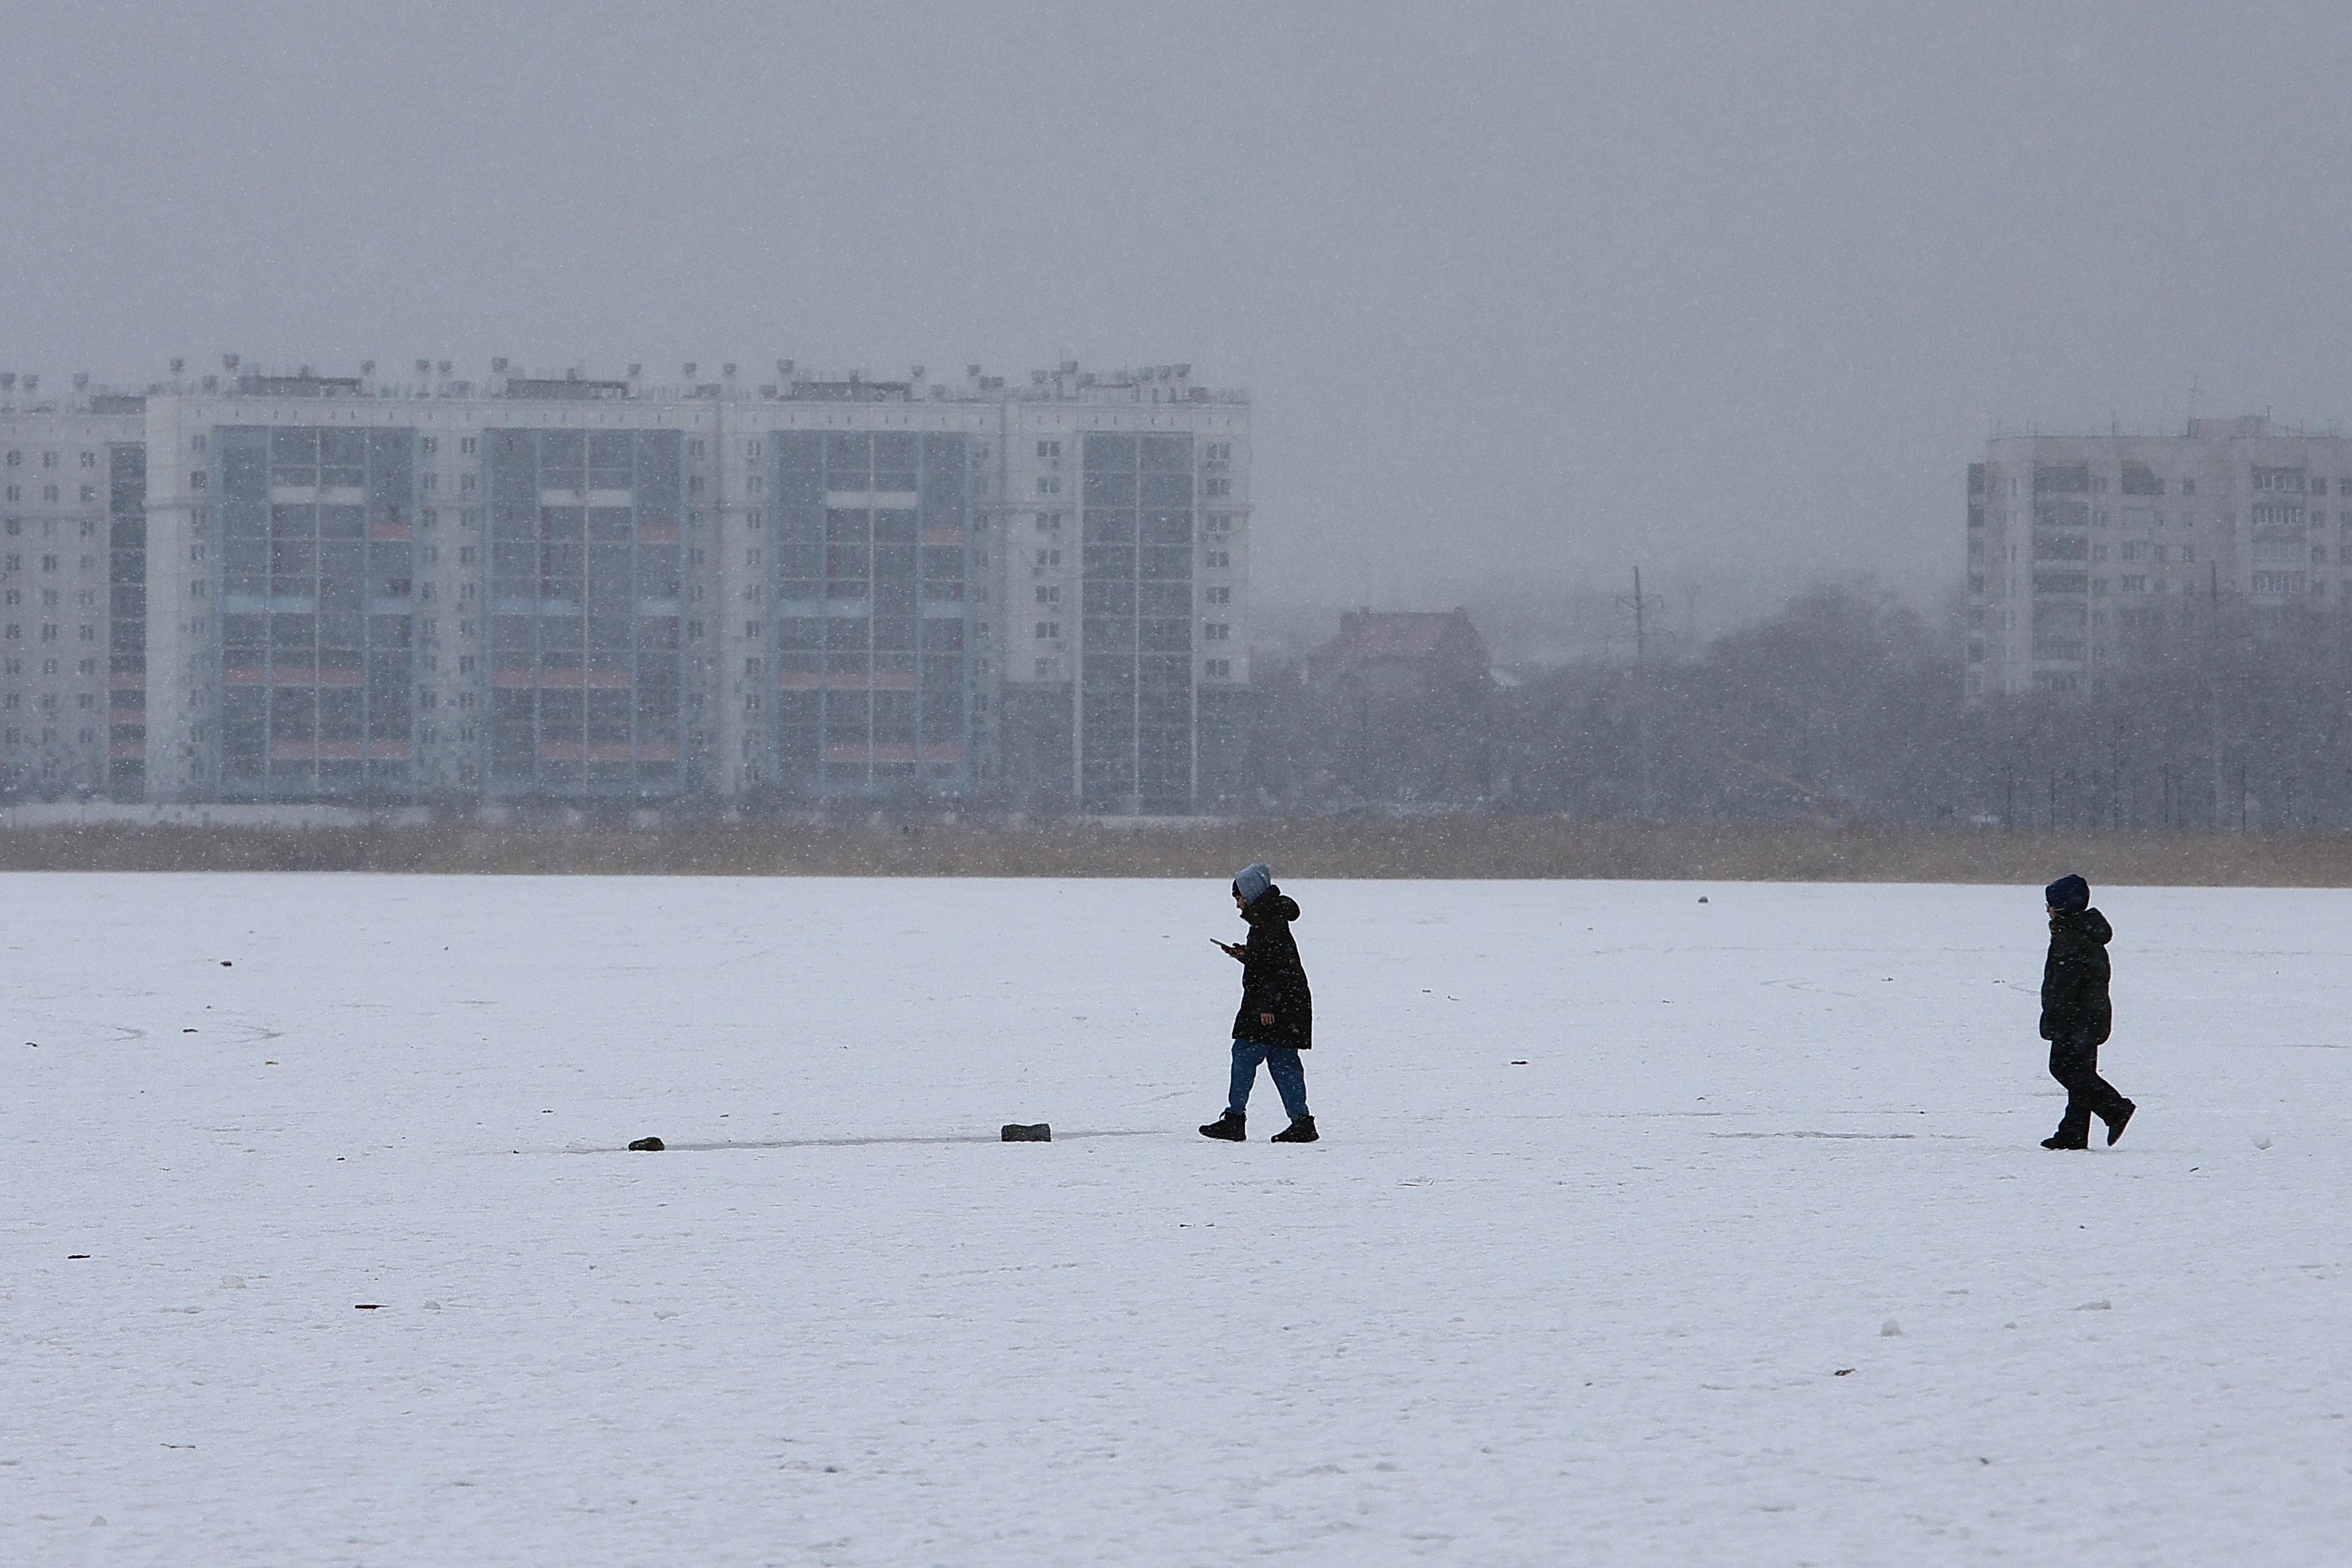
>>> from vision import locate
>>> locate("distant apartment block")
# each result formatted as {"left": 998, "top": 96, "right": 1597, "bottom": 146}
{"left": 0, "top": 359, "right": 1251, "bottom": 812}
{"left": 1969, "top": 416, "right": 2352, "bottom": 697}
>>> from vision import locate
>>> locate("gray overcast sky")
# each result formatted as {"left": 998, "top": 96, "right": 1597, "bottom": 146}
{"left": 6, "top": 1, "right": 2351, "bottom": 629}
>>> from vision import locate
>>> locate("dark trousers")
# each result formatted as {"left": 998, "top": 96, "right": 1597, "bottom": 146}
{"left": 2049, "top": 1031, "right": 2130, "bottom": 1145}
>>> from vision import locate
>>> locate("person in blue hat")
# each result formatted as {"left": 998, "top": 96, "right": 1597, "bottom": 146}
{"left": 2039, "top": 873, "right": 2135, "bottom": 1150}
{"left": 1200, "top": 862, "right": 1318, "bottom": 1143}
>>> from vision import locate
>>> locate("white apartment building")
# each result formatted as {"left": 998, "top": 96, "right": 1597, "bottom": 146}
{"left": 1970, "top": 416, "right": 2352, "bottom": 697}
{"left": 2, "top": 359, "right": 1251, "bottom": 812}
{"left": 0, "top": 391, "right": 146, "bottom": 796}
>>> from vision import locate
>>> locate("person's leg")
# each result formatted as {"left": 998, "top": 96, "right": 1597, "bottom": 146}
{"left": 1264, "top": 1047, "right": 1310, "bottom": 1121}
{"left": 2077, "top": 1039, "right": 2132, "bottom": 1132}
{"left": 2048, "top": 1036, "right": 2096, "bottom": 1146}
{"left": 1228, "top": 1039, "right": 1270, "bottom": 1116}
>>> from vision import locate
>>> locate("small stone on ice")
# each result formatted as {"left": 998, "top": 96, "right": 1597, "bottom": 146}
{"left": 1880, "top": 1318, "right": 1902, "bottom": 1337}
{"left": 221, "top": 1275, "right": 245, "bottom": 1289}
{"left": 423, "top": 1300, "right": 442, "bottom": 1312}
{"left": 629, "top": 1136, "right": 664, "bottom": 1152}
{"left": 2076, "top": 1299, "right": 2111, "bottom": 1312}
{"left": 2253, "top": 1134, "right": 2274, "bottom": 1150}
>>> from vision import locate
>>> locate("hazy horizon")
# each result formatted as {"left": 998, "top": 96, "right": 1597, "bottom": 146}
{"left": 8, "top": 1, "right": 2349, "bottom": 630}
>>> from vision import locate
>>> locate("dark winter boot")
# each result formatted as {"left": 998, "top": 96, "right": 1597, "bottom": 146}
{"left": 2041, "top": 1132, "right": 2088, "bottom": 1150}
{"left": 1270, "top": 1115, "right": 1319, "bottom": 1144}
{"left": 1199, "top": 1112, "right": 1246, "bottom": 1141}
{"left": 2104, "top": 1100, "right": 2135, "bottom": 1146}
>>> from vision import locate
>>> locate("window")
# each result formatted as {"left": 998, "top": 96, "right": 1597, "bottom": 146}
{"left": 41, "top": 451, "right": 57, "bottom": 469}
{"left": 1206, "top": 586, "right": 1231, "bottom": 604}
{"left": 43, "top": 485, "right": 58, "bottom": 503}
{"left": 1036, "top": 440, "right": 1060, "bottom": 460}
{"left": 1035, "top": 621, "right": 1059, "bottom": 640}
{"left": 423, "top": 472, "right": 438, "bottom": 492}
{"left": 421, "top": 436, "right": 438, "bottom": 455}
{"left": 1204, "top": 623, "right": 1231, "bottom": 641}
{"left": 1035, "top": 548, "right": 1061, "bottom": 567}
{"left": 1205, "top": 550, "right": 1230, "bottom": 569}
{"left": 191, "top": 435, "right": 207, "bottom": 453}
{"left": 688, "top": 440, "right": 705, "bottom": 458}
{"left": 459, "top": 437, "right": 477, "bottom": 455}
{"left": 1204, "top": 477, "right": 1231, "bottom": 497}
{"left": 1, "top": 451, "right": 14, "bottom": 467}
{"left": 1035, "top": 512, "right": 1061, "bottom": 532}
{"left": 1036, "top": 476, "right": 1060, "bottom": 495}
{"left": 1206, "top": 658, "right": 1231, "bottom": 678}
{"left": 1035, "top": 585, "right": 1059, "bottom": 604}
{"left": 41, "top": 555, "right": 57, "bottom": 572}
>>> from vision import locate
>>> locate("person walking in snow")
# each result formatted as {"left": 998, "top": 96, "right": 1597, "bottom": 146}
{"left": 1200, "top": 862, "right": 1318, "bottom": 1144}
{"left": 2039, "top": 873, "right": 2135, "bottom": 1150}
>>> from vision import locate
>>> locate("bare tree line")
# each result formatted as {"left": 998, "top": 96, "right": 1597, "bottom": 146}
{"left": 1242, "top": 582, "right": 2352, "bottom": 832}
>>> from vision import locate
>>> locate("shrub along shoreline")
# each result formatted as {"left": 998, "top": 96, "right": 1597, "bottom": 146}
{"left": 2, "top": 818, "right": 2350, "bottom": 885}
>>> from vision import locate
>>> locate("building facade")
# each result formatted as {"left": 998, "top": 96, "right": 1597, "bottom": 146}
{"left": 2, "top": 359, "right": 1252, "bottom": 811}
{"left": 1971, "top": 417, "right": 2352, "bottom": 698}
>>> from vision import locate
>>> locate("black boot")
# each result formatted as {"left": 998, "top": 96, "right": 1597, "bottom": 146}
{"left": 1270, "top": 1114, "right": 1319, "bottom": 1143}
{"left": 2104, "top": 1100, "right": 2135, "bottom": 1146}
{"left": 2041, "top": 1131, "right": 2088, "bottom": 1150}
{"left": 1199, "top": 1111, "right": 1245, "bottom": 1141}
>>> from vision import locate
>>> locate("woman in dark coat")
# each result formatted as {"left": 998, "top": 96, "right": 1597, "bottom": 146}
{"left": 1199, "top": 863, "right": 1318, "bottom": 1143}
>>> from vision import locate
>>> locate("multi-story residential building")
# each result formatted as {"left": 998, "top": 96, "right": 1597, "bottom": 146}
{"left": 0, "top": 389, "right": 146, "bottom": 797}
{"left": 1969, "top": 416, "right": 2352, "bottom": 698}
{"left": 1, "top": 358, "right": 1251, "bottom": 812}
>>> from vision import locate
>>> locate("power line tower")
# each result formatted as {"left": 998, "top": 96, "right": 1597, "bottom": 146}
{"left": 1618, "top": 567, "right": 1665, "bottom": 817}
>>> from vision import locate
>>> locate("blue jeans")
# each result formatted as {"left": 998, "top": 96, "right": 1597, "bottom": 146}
{"left": 1228, "top": 1039, "right": 1310, "bottom": 1120}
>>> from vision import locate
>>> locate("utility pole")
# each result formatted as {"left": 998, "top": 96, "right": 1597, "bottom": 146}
{"left": 1618, "top": 567, "right": 1664, "bottom": 818}
{"left": 2209, "top": 560, "right": 2228, "bottom": 830}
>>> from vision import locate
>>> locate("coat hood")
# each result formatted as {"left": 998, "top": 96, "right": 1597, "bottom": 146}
{"left": 2052, "top": 906, "right": 2112, "bottom": 945}
{"left": 1243, "top": 885, "right": 1300, "bottom": 925}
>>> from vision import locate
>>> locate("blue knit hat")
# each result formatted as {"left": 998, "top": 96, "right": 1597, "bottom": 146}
{"left": 1232, "top": 863, "right": 1273, "bottom": 904}
{"left": 2044, "top": 873, "right": 2089, "bottom": 913}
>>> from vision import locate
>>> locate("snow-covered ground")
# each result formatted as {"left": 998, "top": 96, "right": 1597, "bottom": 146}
{"left": 8, "top": 874, "right": 2351, "bottom": 1565}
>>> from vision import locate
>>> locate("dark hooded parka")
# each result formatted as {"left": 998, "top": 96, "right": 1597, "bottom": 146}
{"left": 1233, "top": 884, "right": 1313, "bottom": 1051}
{"left": 2040, "top": 907, "right": 2114, "bottom": 1047}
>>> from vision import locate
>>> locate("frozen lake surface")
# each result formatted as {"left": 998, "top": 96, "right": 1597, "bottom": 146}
{"left": 8, "top": 874, "right": 2351, "bottom": 1565}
